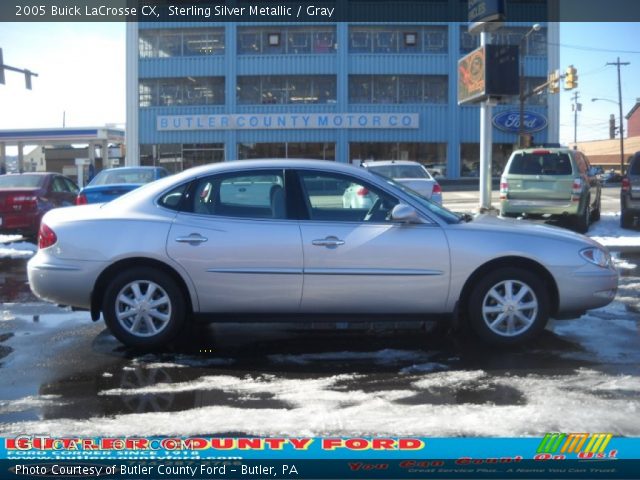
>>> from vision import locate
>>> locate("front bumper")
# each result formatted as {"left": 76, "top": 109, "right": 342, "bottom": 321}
{"left": 555, "top": 266, "right": 618, "bottom": 315}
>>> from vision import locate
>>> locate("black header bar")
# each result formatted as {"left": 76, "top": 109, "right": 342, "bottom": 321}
{"left": 3, "top": 0, "right": 640, "bottom": 22}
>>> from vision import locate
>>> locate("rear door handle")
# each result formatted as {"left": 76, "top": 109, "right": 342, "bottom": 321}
{"left": 312, "top": 236, "right": 345, "bottom": 248}
{"left": 176, "top": 234, "right": 208, "bottom": 245}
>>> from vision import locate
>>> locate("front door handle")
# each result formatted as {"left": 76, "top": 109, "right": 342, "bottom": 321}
{"left": 176, "top": 234, "right": 208, "bottom": 245}
{"left": 312, "top": 236, "right": 345, "bottom": 248}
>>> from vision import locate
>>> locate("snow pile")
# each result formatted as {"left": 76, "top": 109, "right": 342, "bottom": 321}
{"left": 589, "top": 212, "right": 640, "bottom": 249}
{"left": 0, "top": 240, "right": 36, "bottom": 259}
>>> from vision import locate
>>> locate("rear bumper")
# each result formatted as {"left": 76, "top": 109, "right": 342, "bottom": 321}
{"left": 621, "top": 193, "right": 640, "bottom": 213}
{"left": 500, "top": 198, "right": 579, "bottom": 216}
{"left": 0, "top": 212, "right": 41, "bottom": 235}
{"left": 27, "top": 254, "right": 106, "bottom": 309}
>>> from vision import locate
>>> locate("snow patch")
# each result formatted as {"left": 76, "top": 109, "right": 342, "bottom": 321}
{"left": 589, "top": 213, "right": 640, "bottom": 248}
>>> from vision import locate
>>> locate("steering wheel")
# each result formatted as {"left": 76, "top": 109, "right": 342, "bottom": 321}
{"left": 364, "top": 197, "right": 382, "bottom": 222}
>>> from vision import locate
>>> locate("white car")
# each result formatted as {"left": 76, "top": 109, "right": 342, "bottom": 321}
{"left": 362, "top": 161, "right": 443, "bottom": 204}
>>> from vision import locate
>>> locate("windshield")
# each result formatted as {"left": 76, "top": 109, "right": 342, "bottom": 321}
{"left": 90, "top": 168, "right": 158, "bottom": 186}
{"left": 367, "top": 164, "right": 431, "bottom": 179}
{"left": 381, "top": 177, "right": 461, "bottom": 224}
{"left": 0, "top": 174, "right": 44, "bottom": 188}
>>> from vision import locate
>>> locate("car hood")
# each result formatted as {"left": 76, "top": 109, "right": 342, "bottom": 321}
{"left": 455, "top": 213, "right": 606, "bottom": 249}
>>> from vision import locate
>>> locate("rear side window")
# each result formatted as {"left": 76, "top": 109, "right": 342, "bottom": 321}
{"left": 508, "top": 152, "right": 573, "bottom": 176}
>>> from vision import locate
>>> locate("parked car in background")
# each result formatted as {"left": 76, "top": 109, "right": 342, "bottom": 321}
{"left": 76, "top": 166, "right": 169, "bottom": 205}
{"left": 361, "top": 161, "right": 443, "bottom": 204}
{"left": 499, "top": 147, "right": 601, "bottom": 233}
{"left": 28, "top": 160, "right": 617, "bottom": 350}
{"left": 0, "top": 172, "right": 78, "bottom": 238}
{"left": 602, "top": 169, "right": 622, "bottom": 184}
{"left": 621, "top": 152, "right": 640, "bottom": 229}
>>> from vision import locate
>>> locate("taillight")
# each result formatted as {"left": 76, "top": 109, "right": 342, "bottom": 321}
{"left": 571, "top": 178, "right": 582, "bottom": 201}
{"left": 9, "top": 195, "right": 38, "bottom": 211}
{"left": 76, "top": 194, "right": 88, "bottom": 205}
{"left": 432, "top": 183, "right": 442, "bottom": 194}
{"left": 38, "top": 223, "right": 57, "bottom": 249}
{"left": 356, "top": 187, "right": 369, "bottom": 196}
{"left": 500, "top": 177, "right": 508, "bottom": 200}
{"left": 622, "top": 177, "right": 630, "bottom": 192}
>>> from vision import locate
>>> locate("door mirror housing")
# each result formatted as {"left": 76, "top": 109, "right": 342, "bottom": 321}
{"left": 390, "top": 204, "right": 423, "bottom": 224}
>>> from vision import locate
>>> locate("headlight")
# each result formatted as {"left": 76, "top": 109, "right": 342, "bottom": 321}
{"left": 579, "top": 247, "right": 612, "bottom": 268}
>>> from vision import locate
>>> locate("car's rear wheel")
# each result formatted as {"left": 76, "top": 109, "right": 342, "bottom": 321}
{"left": 103, "top": 267, "right": 186, "bottom": 349}
{"left": 573, "top": 200, "right": 590, "bottom": 233}
{"left": 467, "top": 268, "right": 549, "bottom": 345}
{"left": 591, "top": 195, "right": 601, "bottom": 222}
{"left": 620, "top": 209, "right": 634, "bottom": 229}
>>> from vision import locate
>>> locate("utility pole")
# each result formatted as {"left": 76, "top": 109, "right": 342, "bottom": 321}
{"left": 571, "top": 91, "right": 581, "bottom": 144}
{"left": 606, "top": 57, "right": 629, "bottom": 174}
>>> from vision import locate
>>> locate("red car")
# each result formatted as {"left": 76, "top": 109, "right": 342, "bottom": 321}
{"left": 0, "top": 173, "right": 79, "bottom": 239}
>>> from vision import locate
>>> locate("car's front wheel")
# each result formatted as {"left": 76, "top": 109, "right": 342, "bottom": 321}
{"left": 103, "top": 267, "right": 186, "bottom": 349}
{"left": 467, "top": 268, "right": 549, "bottom": 345}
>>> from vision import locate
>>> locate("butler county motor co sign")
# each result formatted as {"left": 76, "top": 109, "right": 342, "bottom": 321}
{"left": 157, "top": 113, "right": 419, "bottom": 131}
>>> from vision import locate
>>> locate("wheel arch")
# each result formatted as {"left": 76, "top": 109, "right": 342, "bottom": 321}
{"left": 90, "top": 257, "right": 195, "bottom": 321}
{"left": 457, "top": 256, "right": 559, "bottom": 319}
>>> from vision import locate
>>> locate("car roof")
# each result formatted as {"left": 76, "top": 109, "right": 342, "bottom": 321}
{"left": 100, "top": 166, "right": 164, "bottom": 172}
{"left": 512, "top": 147, "right": 577, "bottom": 155}
{"left": 174, "top": 159, "right": 364, "bottom": 176}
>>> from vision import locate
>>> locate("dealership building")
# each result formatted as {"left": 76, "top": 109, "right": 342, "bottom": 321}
{"left": 125, "top": 13, "right": 559, "bottom": 178}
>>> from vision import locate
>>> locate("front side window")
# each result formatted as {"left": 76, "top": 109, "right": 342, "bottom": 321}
{"left": 188, "top": 171, "right": 286, "bottom": 219}
{"left": 298, "top": 171, "right": 398, "bottom": 223}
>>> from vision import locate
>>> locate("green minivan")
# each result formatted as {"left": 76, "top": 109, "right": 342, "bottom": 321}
{"left": 499, "top": 147, "right": 602, "bottom": 233}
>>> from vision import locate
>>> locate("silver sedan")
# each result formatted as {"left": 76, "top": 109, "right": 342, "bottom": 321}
{"left": 27, "top": 160, "right": 618, "bottom": 349}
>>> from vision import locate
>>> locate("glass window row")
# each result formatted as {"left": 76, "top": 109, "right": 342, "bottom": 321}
{"left": 139, "top": 28, "right": 225, "bottom": 58}
{"left": 138, "top": 25, "right": 547, "bottom": 58}
{"left": 139, "top": 75, "right": 549, "bottom": 107}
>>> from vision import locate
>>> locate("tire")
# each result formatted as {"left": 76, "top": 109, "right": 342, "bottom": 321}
{"left": 591, "top": 195, "right": 601, "bottom": 222}
{"left": 573, "top": 200, "right": 590, "bottom": 233}
{"left": 103, "top": 267, "right": 186, "bottom": 350}
{"left": 467, "top": 267, "right": 550, "bottom": 346}
{"left": 620, "top": 209, "right": 633, "bottom": 229}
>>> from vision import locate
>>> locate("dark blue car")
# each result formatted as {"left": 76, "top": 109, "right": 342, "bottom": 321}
{"left": 75, "top": 167, "right": 169, "bottom": 205}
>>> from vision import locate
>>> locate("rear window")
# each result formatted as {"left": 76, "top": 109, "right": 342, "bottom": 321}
{"left": 0, "top": 174, "right": 44, "bottom": 188}
{"left": 508, "top": 152, "right": 573, "bottom": 176}
{"left": 90, "top": 168, "right": 158, "bottom": 186}
{"left": 367, "top": 164, "right": 430, "bottom": 179}
{"left": 630, "top": 155, "right": 640, "bottom": 175}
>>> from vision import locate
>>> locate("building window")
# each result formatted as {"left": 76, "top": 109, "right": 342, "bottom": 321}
{"left": 349, "top": 26, "right": 447, "bottom": 54}
{"left": 349, "top": 75, "right": 447, "bottom": 104}
{"left": 460, "top": 26, "right": 547, "bottom": 55}
{"left": 140, "top": 144, "right": 224, "bottom": 173}
{"left": 238, "top": 143, "right": 335, "bottom": 161}
{"left": 237, "top": 27, "right": 336, "bottom": 54}
{"left": 139, "top": 77, "right": 225, "bottom": 107}
{"left": 350, "top": 142, "right": 448, "bottom": 177}
{"left": 460, "top": 143, "right": 514, "bottom": 177}
{"left": 237, "top": 76, "right": 337, "bottom": 105}
{"left": 139, "top": 28, "right": 225, "bottom": 58}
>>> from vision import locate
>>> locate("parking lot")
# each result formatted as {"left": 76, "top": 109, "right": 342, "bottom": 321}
{"left": 0, "top": 184, "right": 639, "bottom": 437}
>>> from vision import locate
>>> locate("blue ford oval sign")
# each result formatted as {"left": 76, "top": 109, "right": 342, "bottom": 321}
{"left": 493, "top": 110, "right": 548, "bottom": 134}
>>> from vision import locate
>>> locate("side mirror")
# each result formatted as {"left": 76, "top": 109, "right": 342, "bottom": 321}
{"left": 390, "top": 204, "right": 423, "bottom": 224}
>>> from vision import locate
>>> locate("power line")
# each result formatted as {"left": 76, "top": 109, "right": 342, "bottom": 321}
{"left": 545, "top": 42, "right": 640, "bottom": 55}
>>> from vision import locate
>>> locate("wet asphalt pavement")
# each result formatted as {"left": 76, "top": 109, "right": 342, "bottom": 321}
{"left": 0, "top": 249, "right": 639, "bottom": 437}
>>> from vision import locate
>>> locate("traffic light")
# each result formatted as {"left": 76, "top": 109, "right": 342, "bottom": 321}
{"left": 548, "top": 70, "right": 560, "bottom": 94}
{"left": 564, "top": 65, "right": 578, "bottom": 90}
{"left": 0, "top": 48, "right": 5, "bottom": 85}
{"left": 609, "top": 114, "right": 616, "bottom": 139}
{"left": 24, "top": 70, "right": 32, "bottom": 90}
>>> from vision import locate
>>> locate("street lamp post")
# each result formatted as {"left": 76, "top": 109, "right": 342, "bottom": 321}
{"left": 592, "top": 97, "right": 625, "bottom": 174}
{"left": 518, "top": 24, "right": 541, "bottom": 148}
